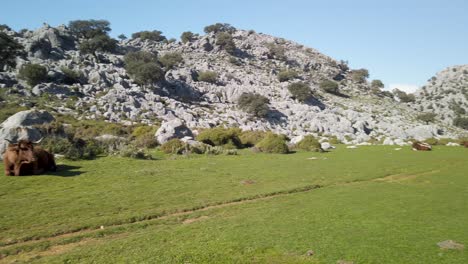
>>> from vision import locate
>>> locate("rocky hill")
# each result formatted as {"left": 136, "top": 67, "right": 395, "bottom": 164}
{"left": 0, "top": 22, "right": 467, "bottom": 145}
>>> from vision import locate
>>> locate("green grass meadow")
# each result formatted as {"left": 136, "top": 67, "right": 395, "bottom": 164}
{"left": 0, "top": 146, "right": 467, "bottom": 263}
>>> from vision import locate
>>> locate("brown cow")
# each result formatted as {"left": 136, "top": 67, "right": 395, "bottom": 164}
{"left": 412, "top": 141, "right": 432, "bottom": 151}
{"left": 3, "top": 139, "right": 57, "bottom": 176}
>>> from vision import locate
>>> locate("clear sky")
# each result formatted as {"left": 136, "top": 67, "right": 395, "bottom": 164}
{"left": 2, "top": 0, "right": 468, "bottom": 92}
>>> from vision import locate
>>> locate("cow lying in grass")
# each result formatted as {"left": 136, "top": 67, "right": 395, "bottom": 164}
{"left": 412, "top": 141, "right": 432, "bottom": 151}
{"left": 3, "top": 139, "right": 57, "bottom": 176}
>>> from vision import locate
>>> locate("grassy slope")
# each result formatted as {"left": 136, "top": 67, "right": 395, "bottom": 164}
{"left": 0, "top": 146, "right": 467, "bottom": 263}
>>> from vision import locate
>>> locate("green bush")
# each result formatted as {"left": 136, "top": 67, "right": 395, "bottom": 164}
{"left": 255, "top": 133, "right": 289, "bottom": 154}
{"left": 61, "top": 67, "right": 82, "bottom": 85}
{"left": 204, "top": 23, "right": 235, "bottom": 34}
{"left": 131, "top": 30, "right": 166, "bottom": 42}
{"left": 216, "top": 32, "right": 236, "bottom": 54}
{"left": 296, "top": 135, "right": 322, "bottom": 152}
{"left": 117, "top": 34, "right": 127, "bottom": 40}
{"left": 350, "top": 69, "right": 369, "bottom": 83}
{"left": 180, "top": 31, "right": 197, "bottom": 43}
{"left": 197, "top": 71, "right": 218, "bottom": 83}
{"left": 68, "top": 19, "right": 111, "bottom": 39}
{"left": 277, "top": 70, "right": 298, "bottom": 82}
{"left": 118, "top": 145, "right": 152, "bottom": 159}
{"left": 288, "top": 82, "right": 312, "bottom": 102}
{"left": 237, "top": 92, "right": 270, "bottom": 117}
{"left": 320, "top": 80, "right": 339, "bottom": 94}
{"left": 18, "top": 64, "right": 48, "bottom": 86}
{"left": 124, "top": 51, "right": 164, "bottom": 85}
{"left": 417, "top": 113, "right": 436, "bottom": 124}
{"left": 160, "top": 138, "right": 186, "bottom": 154}
{"left": 239, "top": 130, "right": 267, "bottom": 147}
{"left": 159, "top": 52, "right": 183, "bottom": 69}
{"left": 131, "top": 125, "right": 158, "bottom": 148}
{"left": 394, "top": 89, "right": 416, "bottom": 103}
{"left": 196, "top": 127, "right": 242, "bottom": 149}
{"left": 266, "top": 43, "right": 287, "bottom": 60}
{"left": 0, "top": 32, "right": 23, "bottom": 70}
{"left": 453, "top": 116, "right": 468, "bottom": 130}
{"left": 371, "top": 79, "right": 384, "bottom": 89}
{"left": 79, "top": 34, "right": 117, "bottom": 57}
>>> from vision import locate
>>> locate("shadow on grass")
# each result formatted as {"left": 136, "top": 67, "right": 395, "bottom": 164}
{"left": 17, "top": 165, "right": 83, "bottom": 177}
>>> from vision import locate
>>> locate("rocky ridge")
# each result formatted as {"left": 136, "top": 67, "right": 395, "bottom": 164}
{"left": 0, "top": 24, "right": 467, "bottom": 145}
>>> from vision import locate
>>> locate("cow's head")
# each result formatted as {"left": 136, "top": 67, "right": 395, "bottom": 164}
{"left": 5, "top": 138, "right": 42, "bottom": 164}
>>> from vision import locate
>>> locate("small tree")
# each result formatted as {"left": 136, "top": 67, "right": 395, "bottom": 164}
{"left": 131, "top": 30, "right": 166, "bottom": 42}
{"left": 79, "top": 34, "right": 117, "bottom": 57}
{"left": 417, "top": 113, "right": 436, "bottom": 124}
{"left": 181, "top": 31, "right": 197, "bottom": 43}
{"left": 255, "top": 133, "right": 289, "bottom": 154}
{"left": 124, "top": 51, "right": 164, "bottom": 86}
{"left": 159, "top": 52, "right": 183, "bottom": 69}
{"left": 204, "top": 23, "right": 235, "bottom": 34}
{"left": 453, "top": 116, "right": 468, "bottom": 130}
{"left": 277, "top": 70, "right": 298, "bottom": 82}
{"left": 238, "top": 92, "right": 270, "bottom": 118}
{"left": 393, "top": 89, "right": 416, "bottom": 103}
{"left": 350, "top": 68, "right": 369, "bottom": 83}
{"left": 371, "top": 79, "right": 384, "bottom": 89}
{"left": 320, "top": 80, "right": 339, "bottom": 94}
{"left": 288, "top": 82, "right": 312, "bottom": 102}
{"left": 296, "top": 135, "right": 321, "bottom": 152}
{"left": 266, "top": 42, "right": 287, "bottom": 61}
{"left": 18, "top": 64, "right": 48, "bottom": 86}
{"left": 216, "top": 32, "right": 236, "bottom": 55}
{"left": 68, "top": 19, "right": 111, "bottom": 39}
{"left": 117, "top": 34, "right": 127, "bottom": 40}
{"left": 0, "top": 32, "right": 23, "bottom": 70}
{"left": 197, "top": 71, "right": 218, "bottom": 83}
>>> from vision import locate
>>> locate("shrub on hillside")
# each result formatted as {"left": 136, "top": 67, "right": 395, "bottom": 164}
{"left": 320, "top": 80, "right": 339, "bottom": 94}
{"left": 18, "top": 63, "right": 48, "bottom": 86}
{"left": 131, "top": 30, "right": 166, "bottom": 42}
{"left": 204, "top": 23, "right": 236, "bottom": 34}
{"left": 417, "top": 113, "right": 436, "bottom": 124}
{"left": 79, "top": 34, "right": 117, "bottom": 57}
{"left": 255, "top": 133, "right": 289, "bottom": 154}
{"left": 266, "top": 42, "right": 287, "bottom": 61}
{"left": 216, "top": 32, "right": 236, "bottom": 54}
{"left": 371, "top": 79, "right": 384, "bottom": 89}
{"left": 296, "top": 135, "right": 322, "bottom": 152}
{"left": 131, "top": 125, "right": 158, "bottom": 148}
{"left": 394, "top": 89, "right": 416, "bottom": 103}
{"left": 197, "top": 71, "right": 218, "bottom": 83}
{"left": 239, "top": 130, "right": 267, "bottom": 147}
{"left": 118, "top": 145, "right": 152, "bottom": 159}
{"left": 68, "top": 19, "right": 111, "bottom": 39}
{"left": 350, "top": 68, "right": 369, "bottom": 83}
{"left": 277, "top": 70, "right": 298, "bottom": 82}
{"left": 180, "top": 31, "right": 197, "bottom": 43}
{"left": 124, "top": 51, "right": 164, "bottom": 85}
{"left": 288, "top": 82, "right": 312, "bottom": 102}
{"left": 0, "top": 32, "right": 23, "bottom": 70}
{"left": 159, "top": 52, "right": 183, "bottom": 69}
{"left": 61, "top": 67, "right": 82, "bottom": 85}
{"left": 453, "top": 116, "right": 468, "bottom": 130}
{"left": 160, "top": 138, "right": 186, "bottom": 154}
{"left": 237, "top": 92, "right": 270, "bottom": 118}
{"left": 196, "top": 127, "right": 242, "bottom": 149}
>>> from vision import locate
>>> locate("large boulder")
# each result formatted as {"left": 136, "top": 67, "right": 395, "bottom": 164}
{"left": 0, "top": 110, "right": 55, "bottom": 158}
{"left": 155, "top": 118, "right": 193, "bottom": 144}
{"left": 405, "top": 125, "right": 439, "bottom": 141}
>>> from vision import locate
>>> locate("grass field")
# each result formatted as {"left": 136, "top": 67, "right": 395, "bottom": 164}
{"left": 0, "top": 146, "right": 467, "bottom": 263}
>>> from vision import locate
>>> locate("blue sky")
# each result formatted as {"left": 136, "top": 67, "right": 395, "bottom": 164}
{"left": 2, "top": 0, "right": 468, "bottom": 92}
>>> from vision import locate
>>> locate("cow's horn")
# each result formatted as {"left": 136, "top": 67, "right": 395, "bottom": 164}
{"left": 33, "top": 138, "right": 43, "bottom": 144}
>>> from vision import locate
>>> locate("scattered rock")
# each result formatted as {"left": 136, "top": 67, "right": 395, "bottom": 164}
{"left": 446, "top": 142, "right": 460, "bottom": 146}
{"left": 321, "top": 142, "right": 333, "bottom": 150}
{"left": 306, "top": 250, "right": 314, "bottom": 256}
{"left": 155, "top": 118, "right": 193, "bottom": 144}
{"left": 346, "top": 146, "right": 358, "bottom": 149}
{"left": 437, "top": 240, "right": 464, "bottom": 250}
